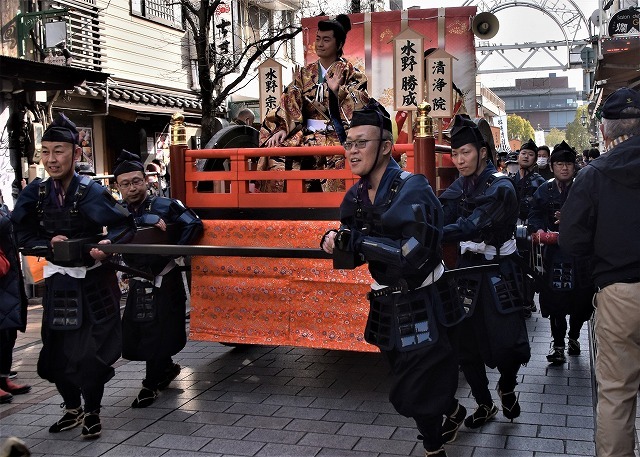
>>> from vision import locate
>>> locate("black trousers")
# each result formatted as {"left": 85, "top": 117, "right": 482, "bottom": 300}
{"left": 0, "top": 329, "right": 17, "bottom": 375}
{"left": 142, "top": 356, "right": 173, "bottom": 390}
{"left": 550, "top": 313, "right": 584, "bottom": 347}
{"left": 56, "top": 378, "right": 105, "bottom": 413}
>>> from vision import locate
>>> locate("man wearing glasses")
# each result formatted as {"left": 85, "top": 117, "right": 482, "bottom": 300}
{"left": 113, "top": 150, "right": 203, "bottom": 408}
{"left": 527, "top": 141, "right": 594, "bottom": 365}
{"left": 321, "top": 101, "right": 465, "bottom": 457}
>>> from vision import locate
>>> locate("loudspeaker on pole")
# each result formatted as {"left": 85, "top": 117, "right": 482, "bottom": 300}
{"left": 472, "top": 12, "right": 499, "bottom": 39}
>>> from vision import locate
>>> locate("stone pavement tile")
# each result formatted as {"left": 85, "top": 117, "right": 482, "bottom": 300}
{"left": 243, "top": 428, "right": 305, "bottom": 444}
{"left": 390, "top": 425, "right": 420, "bottom": 442}
{"left": 262, "top": 394, "right": 313, "bottom": 408}
{"left": 225, "top": 402, "right": 280, "bottom": 417}
{"left": 147, "top": 433, "right": 212, "bottom": 451}
{"left": 72, "top": 441, "right": 119, "bottom": 457}
{"left": 286, "top": 377, "right": 335, "bottom": 389}
{"left": 273, "top": 405, "right": 329, "bottom": 420}
{"left": 308, "top": 397, "right": 362, "bottom": 411}
{"left": 471, "top": 448, "right": 533, "bottom": 457}
{"left": 254, "top": 442, "right": 321, "bottom": 457}
{"left": 250, "top": 383, "right": 300, "bottom": 396}
{"left": 523, "top": 373, "right": 568, "bottom": 386}
{"left": 0, "top": 424, "right": 46, "bottom": 438}
{"left": 144, "top": 419, "right": 205, "bottom": 435}
{"left": 539, "top": 424, "right": 594, "bottom": 441}
{"left": 541, "top": 402, "right": 593, "bottom": 417}
{"left": 29, "top": 438, "right": 91, "bottom": 455}
{"left": 449, "top": 428, "right": 507, "bottom": 448}
{"left": 517, "top": 411, "right": 566, "bottom": 426}
{"left": 376, "top": 414, "right": 414, "bottom": 428}
{"left": 278, "top": 368, "right": 324, "bottom": 379}
{"left": 0, "top": 412, "right": 42, "bottom": 425}
{"left": 569, "top": 394, "right": 593, "bottom": 406}
{"left": 90, "top": 428, "right": 138, "bottom": 444}
{"left": 121, "top": 431, "right": 162, "bottom": 446}
{"left": 116, "top": 417, "right": 156, "bottom": 431}
{"left": 353, "top": 436, "right": 415, "bottom": 455}
{"left": 158, "top": 452, "right": 221, "bottom": 457}
{"left": 216, "top": 392, "right": 270, "bottom": 404}
{"left": 161, "top": 409, "right": 196, "bottom": 422}
{"left": 101, "top": 444, "right": 168, "bottom": 456}
{"left": 567, "top": 414, "right": 594, "bottom": 429}
{"left": 234, "top": 415, "right": 292, "bottom": 430}
{"left": 337, "top": 423, "right": 395, "bottom": 439}
{"left": 283, "top": 418, "right": 341, "bottom": 435}
{"left": 115, "top": 407, "right": 171, "bottom": 420}
{"left": 192, "top": 423, "right": 253, "bottom": 440}
{"left": 565, "top": 439, "right": 597, "bottom": 455}
{"left": 298, "top": 354, "right": 342, "bottom": 364}
{"left": 519, "top": 391, "right": 566, "bottom": 405}
{"left": 506, "top": 435, "right": 566, "bottom": 453}
{"left": 200, "top": 437, "right": 265, "bottom": 455}
{"left": 316, "top": 448, "right": 377, "bottom": 457}
{"left": 298, "top": 432, "right": 360, "bottom": 450}
{"left": 180, "top": 399, "right": 234, "bottom": 413}
{"left": 194, "top": 390, "right": 227, "bottom": 402}
{"left": 184, "top": 411, "right": 243, "bottom": 426}
{"left": 322, "top": 409, "right": 377, "bottom": 425}
{"left": 339, "top": 389, "right": 388, "bottom": 403}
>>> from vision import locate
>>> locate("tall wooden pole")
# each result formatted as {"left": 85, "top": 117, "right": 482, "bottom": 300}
{"left": 169, "top": 112, "right": 187, "bottom": 203}
{"left": 414, "top": 102, "right": 435, "bottom": 187}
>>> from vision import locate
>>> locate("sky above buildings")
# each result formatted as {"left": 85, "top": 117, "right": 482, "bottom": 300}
{"left": 402, "top": 0, "right": 600, "bottom": 91}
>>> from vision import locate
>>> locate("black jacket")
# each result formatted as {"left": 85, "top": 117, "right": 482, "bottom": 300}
{"left": 559, "top": 135, "right": 640, "bottom": 288}
{"left": 0, "top": 209, "right": 28, "bottom": 331}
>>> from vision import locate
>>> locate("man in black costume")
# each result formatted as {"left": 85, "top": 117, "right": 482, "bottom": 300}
{"left": 528, "top": 141, "right": 594, "bottom": 365}
{"left": 439, "top": 115, "right": 531, "bottom": 429}
{"left": 513, "top": 139, "right": 546, "bottom": 318}
{"left": 12, "top": 114, "right": 135, "bottom": 438}
{"left": 114, "top": 150, "right": 203, "bottom": 408}
{"left": 321, "top": 101, "right": 465, "bottom": 456}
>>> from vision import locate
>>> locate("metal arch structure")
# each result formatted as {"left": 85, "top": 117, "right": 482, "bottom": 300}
{"left": 462, "top": 0, "right": 592, "bottom": 75}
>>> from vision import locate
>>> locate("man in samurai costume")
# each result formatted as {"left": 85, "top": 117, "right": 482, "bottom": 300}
{"left": 528, "top": 141, "right": 594, "bottom": 365}
{"left": 12, "top": 114, "right": 135, "bottom": 438}
{"left": 259, "top": 14, "right": 368, "bottom": 192}
{"left": 513, "top": 138, "right": 546, "bottom": 318}
{"left": 439, "top": 115, "right": 531, "bottom": 429}
{"left": 113, "top": 150, "right": 203, "bottom": 408}
{"left": 321, "top": 100, "right": 466, "bottom": 457}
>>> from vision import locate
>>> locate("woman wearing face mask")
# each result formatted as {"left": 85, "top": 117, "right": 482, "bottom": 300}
{"left": 536, "top": 145, "right": 553, "bottom": 180}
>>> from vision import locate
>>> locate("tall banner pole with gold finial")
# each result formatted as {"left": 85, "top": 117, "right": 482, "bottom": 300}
{"left": 414, "top": 101, "right": 435, "bottom": 187}
{"left": 169, "top": 112, "right": 188, "bottom": 203}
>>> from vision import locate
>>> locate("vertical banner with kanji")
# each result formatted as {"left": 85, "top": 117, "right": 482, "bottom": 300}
{"left": 426, "top": 48, "right": 454, "bottom": 118}
{"left": 258, "top": 58, "right": 283, "bottom": 121}
{"left": 393, "top": 28, "right": 424, "bottom": 111}
{"left": 214, "top": 2, "right": 234, "bottom": 71}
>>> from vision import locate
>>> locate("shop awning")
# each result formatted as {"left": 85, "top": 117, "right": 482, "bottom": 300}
{"left": 0, "top": 56, "right": 109, "bottom": 92}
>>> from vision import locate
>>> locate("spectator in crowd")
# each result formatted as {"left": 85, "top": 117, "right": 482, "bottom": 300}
{"left": 234, "top": 108, "right": 255, "bottom": 126}
{"left": 536, "top": 145, "right": 553, "bottom": 180}
{"left": 560, "top": 87, "right": 640, "bottom": 457}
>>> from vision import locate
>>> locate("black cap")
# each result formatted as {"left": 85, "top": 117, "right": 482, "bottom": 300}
{"left": 550, "top": 140, "right": 577, "bottom": 164}
{"left": 113, "top": 149, "right": 145, "bottom": 178}
{"left": 350, "top": 99, "right": 392, "bottom": 134}
{"left": 505, "top": 151, "right": 519, "bottom": 164}
{"left": 42, "top": 113, "right": 79, "bottom": 145}
{"left": 520, "top": 138, "right": 537, "bottom": 153}
{"left": 601, "top": 87, "right": 640, "bottom": 119}
{"left": 450, "top": 114, "right": 484, "bottom": 150}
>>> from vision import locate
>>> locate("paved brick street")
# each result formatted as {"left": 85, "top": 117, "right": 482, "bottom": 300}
{"left": 1, "top": 298, "right": 638, "bottom": 457}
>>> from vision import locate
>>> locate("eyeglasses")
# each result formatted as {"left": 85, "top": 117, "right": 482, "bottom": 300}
{"left": 342, "top": 139, "right": 382, "bottom": 151}
{"left": 118, "top": 177, "right": 145, "bottom": 188}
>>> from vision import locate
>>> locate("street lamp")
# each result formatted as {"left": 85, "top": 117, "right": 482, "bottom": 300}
{"left": 581, "top": 113, "right": 587, "bottom": 127}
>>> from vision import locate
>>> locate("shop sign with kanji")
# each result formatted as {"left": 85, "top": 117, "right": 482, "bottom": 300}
{"left": 426, "top": 48, "right": 455, "bottom": 118}
{"left": 393, "top": 28, "right": 424, "bottom": 112}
